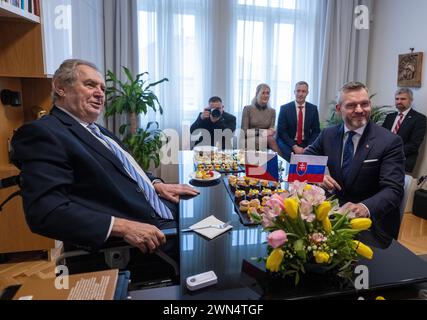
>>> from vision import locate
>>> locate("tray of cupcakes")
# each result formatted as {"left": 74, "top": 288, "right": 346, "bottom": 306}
{"left": 194, "top": 150, "right": 246, "bottom": 173}
{"left": 195, "top": 161, "right": 244, "bottom": 174}
{"left": 223, "top": 175, "right": 288, "bottom": 226}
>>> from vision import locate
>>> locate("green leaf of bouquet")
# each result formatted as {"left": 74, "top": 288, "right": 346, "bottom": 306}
{"left": 294, "top": 239, "right": 306, "bottom": 260}
{"left": 295, "top": 272, "right": 300, "bottom": 285}
{"left": 332, "top": 212, "right": 349, "bottom": 230}
{"left": 297, "top": 215, "right": 307, "bottom": 235}
{"left": 336, "top": 229, "right": 361, "bottom": 235}
{"left": 289, "top": 218, "right": 305, "bottom": 237}
{"left": 282, "top": 216, "right": 298, "bottom": 236}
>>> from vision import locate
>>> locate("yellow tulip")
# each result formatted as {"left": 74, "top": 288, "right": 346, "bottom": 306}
{"left": 314, "top": 251, "right": 330, "bottom": 264}
{"left": 350, "top": 218, "right": 372, "bottom": 230}
{"left": 284, "top": 197, "right": 299, "bottom": 220}
{"left": 353, "top": 241, "right": 374, "bottom": 260}
{"left": 322, "top": 217, "right": 332, "bottom": 234}
{"left": 266, "top": 248, "right": 284, "bottom": 272}
{"left": 315, "top": 201, "right": 331, "bottom": 221}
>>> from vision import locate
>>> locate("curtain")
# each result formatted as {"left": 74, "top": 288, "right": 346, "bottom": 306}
{"left": 229, "top": 0, "right": 326, "bottom": 129}
{"left": 41, "top": 0, "right": 104, "bottom": 78}
{"left": 103, "top": 0, "right": 140, "bottom": 134}
{"left": 318, "top": 0, "right": 372, "bottom": 121}
{"left": 137, "top": 0, "right": 213, "bottom": 181}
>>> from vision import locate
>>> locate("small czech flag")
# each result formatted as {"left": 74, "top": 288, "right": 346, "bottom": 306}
{"left": 245, "top": 151, "right": 279, "bottom": 182}
{"left": 288, "top": 154, "right": 328, "bottom": 183}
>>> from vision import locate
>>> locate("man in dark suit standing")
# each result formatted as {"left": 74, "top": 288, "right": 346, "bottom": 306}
{"left": 382, "top": 88, "right": 426, "bottom": 173}
{"left": 305, "top": 82, "right": 405, "bottom": 241}
{"left": 11, "top": 59, "right": 199, "bottom": 253}
{"left": 276, "top": 81, "right": 320, "bottom": 162}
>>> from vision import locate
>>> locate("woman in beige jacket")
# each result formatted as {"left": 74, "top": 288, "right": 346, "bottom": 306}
{"left": 240, "top": 83, "right": 279, "bottom": 153}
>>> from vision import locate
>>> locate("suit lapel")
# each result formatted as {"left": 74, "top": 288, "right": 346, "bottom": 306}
{"left": 51, "top": 107, "right": 131, "bottom": 179}
{"left": 344, "top": 122, "right": 375, "bottom": 189}
{"left": 398, "top": 108, "right": 415, "bottom": 134}
{"left": 291, "top": 102, "right": 298, "bottom": 121}
{"left": 303, "top": 103, "right": 311, "bottom": 130}
{"left": 384, "top": 112, "right": 398, "bottom": 130}
{"left": 330, "top": 125, "right": 345, "bottom": 185}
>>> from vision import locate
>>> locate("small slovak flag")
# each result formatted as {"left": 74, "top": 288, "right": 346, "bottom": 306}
{"left": 245, "top": 151, "right": 279, "bottom": 182}
{"left": 288, "top": 154, "right": 328, "bottom": 183}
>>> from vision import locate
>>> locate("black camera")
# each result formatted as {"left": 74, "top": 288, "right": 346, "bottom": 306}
{"left": 210, "top": 108, "right": 221, "bottom": 118}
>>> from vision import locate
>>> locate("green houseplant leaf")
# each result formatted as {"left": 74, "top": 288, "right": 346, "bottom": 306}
{"left": 105, "top": 66, "right": 168, "bottom": 170}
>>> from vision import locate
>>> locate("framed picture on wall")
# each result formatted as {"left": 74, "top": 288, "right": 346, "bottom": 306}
{"left": 398, "top": 52, "right": 423, "bottom": 87}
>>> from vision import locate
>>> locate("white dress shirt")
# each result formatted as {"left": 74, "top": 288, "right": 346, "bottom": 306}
{"left": 294, "top": 101, "right": 306, "bottom": 140}
{"left": 391, "top": 107, "right": 411, "bottom": 133}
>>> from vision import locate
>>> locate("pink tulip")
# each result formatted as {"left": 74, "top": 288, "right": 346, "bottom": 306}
{"left": 268, "top": 230, "right": 288, "bottom": 248}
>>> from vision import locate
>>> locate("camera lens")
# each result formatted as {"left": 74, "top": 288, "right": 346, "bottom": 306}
{"left": 211, "top": 109, "right": 221, "bottom": 118}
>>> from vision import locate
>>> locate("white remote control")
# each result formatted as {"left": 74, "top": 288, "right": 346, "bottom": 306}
{"left": 186, "top": 270, "right": 218, "bottom": 291}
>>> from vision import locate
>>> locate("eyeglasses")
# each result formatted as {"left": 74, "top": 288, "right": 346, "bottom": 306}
{"left": 343, "top": 101, "right": 371, "bottom": 110}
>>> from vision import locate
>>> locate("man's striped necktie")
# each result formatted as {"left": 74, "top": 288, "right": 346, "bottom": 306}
{"left": 88, "top": 123, "right": 173, "bottom": 220}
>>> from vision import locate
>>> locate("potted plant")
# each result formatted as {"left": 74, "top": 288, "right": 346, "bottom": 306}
{"left": 105, "top": 66, "right": 168, "bottom": 170}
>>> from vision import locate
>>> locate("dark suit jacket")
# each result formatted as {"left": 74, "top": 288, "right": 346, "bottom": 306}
{"left": 382, "top": 108, "right": 426, "bottom": 173}
{"left": 304, "top": 121, "right": 405, "bottom": 240}
{"left": 277, "top": 102, "right": 320, "bottom": 147}
{"left": 11, "top": 107, "right": 170, "bottom": 250}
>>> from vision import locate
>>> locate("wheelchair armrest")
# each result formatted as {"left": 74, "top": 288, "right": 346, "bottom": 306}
{"left": 56, "top": 227, "right": 179, "bottom": 272}
{"left": 101, "top": 227, "right": 177, "bottom": 249}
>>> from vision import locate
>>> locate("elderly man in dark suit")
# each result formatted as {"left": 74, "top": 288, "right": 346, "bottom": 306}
{"left": 11, "top": 59, "right": 199, "bottom": 253}
{"left": 382, "top": 88, "right": 426, "bottom": 173}
{"left": 305, "top": 82, "right": 405, "bottom": 241}
{"left": 276, "top": 81, "right": 320, "bottom": 162}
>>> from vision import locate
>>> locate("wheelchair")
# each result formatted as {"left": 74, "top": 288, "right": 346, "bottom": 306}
{"left": 0, "top": 175, "right": 180, "bottom": 291}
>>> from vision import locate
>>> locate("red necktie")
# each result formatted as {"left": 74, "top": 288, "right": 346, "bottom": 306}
{"left": 297, "top": 106, "right": 304, "bottom": 145}
{"left": 393, "top": 113, "right": 404, "bottom": 134}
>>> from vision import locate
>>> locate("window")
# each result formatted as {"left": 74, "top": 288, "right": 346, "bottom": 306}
{"left": 233, "top": 0, "right": 296, "bottom": 114}
{"left": 137, "top": 0, "right": 205, "bottom": 130}
{"left": 137, "top": 0, "right": 318, "bottom": 132}
{"left": 238, "top": 0, "right": 295, "bottom": 9}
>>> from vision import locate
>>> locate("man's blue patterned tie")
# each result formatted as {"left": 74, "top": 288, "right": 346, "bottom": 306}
{"left": 88, "top": 123, "right": 173, "bottom": 220}
{"left": 342, "top": 131, "right": 356, "bottom": 181}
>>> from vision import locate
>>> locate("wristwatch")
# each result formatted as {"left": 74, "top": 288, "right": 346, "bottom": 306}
{"left": 152, "top": 179, "right": 163, "bottom": 186}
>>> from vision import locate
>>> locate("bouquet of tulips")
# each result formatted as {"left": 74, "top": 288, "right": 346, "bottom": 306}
{"left": 250, "top": 181, "right": 374, "bottom": 284}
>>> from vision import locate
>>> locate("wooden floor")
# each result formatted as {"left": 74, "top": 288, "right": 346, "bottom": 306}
{"left": 398, "top": 213, "right": 427, "bottom": 255}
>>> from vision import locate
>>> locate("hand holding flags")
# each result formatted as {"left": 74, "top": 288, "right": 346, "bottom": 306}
{"left": 288, "top": 154, "right": 328, "bottom": 183}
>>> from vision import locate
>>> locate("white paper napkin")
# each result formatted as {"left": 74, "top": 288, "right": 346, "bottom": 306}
{"left": 188, "top": 215, "right": 233, "bottom": 239}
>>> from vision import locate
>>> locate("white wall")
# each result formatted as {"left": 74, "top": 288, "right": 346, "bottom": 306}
{"left": 368, "top": 0, "right": 427, "bottom": 177}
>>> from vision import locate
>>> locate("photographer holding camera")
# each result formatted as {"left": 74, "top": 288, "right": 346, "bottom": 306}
{"left": 190, "top": 96, "right": 236, "bottom": 149}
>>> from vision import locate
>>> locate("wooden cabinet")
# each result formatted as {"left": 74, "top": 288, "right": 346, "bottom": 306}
{"left": 0, "top": 3, "right": 56, "bottom": 254}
